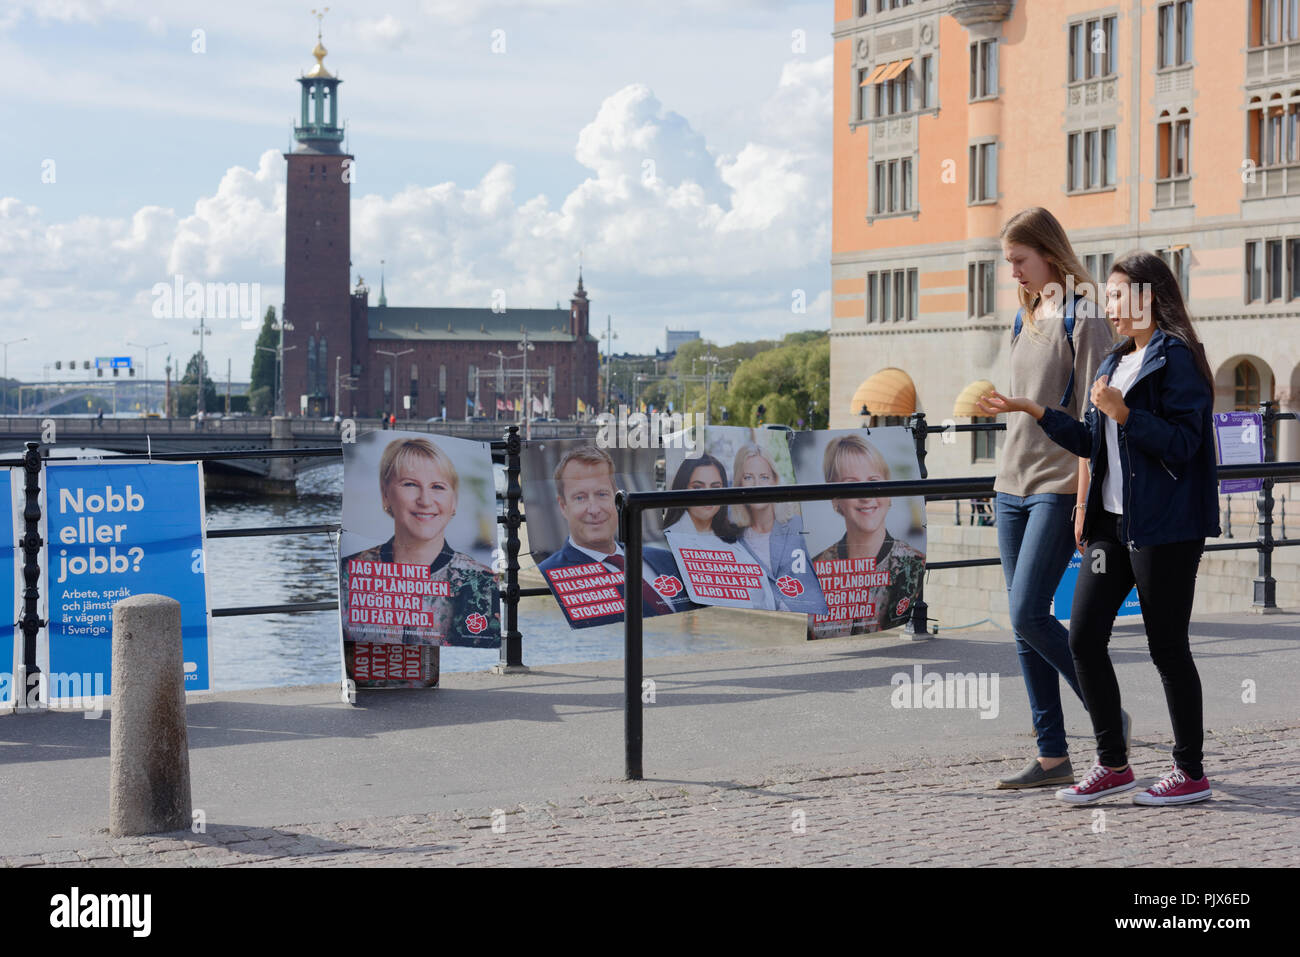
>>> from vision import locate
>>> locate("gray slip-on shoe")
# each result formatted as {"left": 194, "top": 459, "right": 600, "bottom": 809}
{"left": 996, "top": 757, "right": 1076, "bottom": 789}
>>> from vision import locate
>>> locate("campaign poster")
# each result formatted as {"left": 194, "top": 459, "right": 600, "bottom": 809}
{"left": 44, "top": 461, "right": 212, "bottom": 700}
{"left": 521, "top": 438, "right": 693, "bottom": 629}
{"left": 663, "top": 427, "right": 828, "bottom": 615}
{"left": 1, "top": 470, "right": 14, "bottom": 707}
{"left": 1213, "top": 411, "right": 1264, "bottom": 494}
{"left": 340, "top": 430, "right": 502, "bottom": 687}
{"left": 1053, "top": 551, "right": 1140, "bottom": 621}
{"left": 790, "top": 429, "right": 926, "bottom": 638}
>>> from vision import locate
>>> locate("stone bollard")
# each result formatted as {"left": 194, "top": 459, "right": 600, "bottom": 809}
{"left": 109, "top": 594, "right": 192, "bottom": 837}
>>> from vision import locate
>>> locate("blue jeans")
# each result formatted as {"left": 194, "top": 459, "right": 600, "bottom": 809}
{"left": 995, "top": 492, "right": 1085, "bottom": 758}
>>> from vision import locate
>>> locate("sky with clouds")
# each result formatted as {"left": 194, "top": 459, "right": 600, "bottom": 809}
{"left": 0, "top": 0, "right": 832, "bottom": 383}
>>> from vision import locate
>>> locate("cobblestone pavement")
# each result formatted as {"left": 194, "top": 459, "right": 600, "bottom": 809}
{"left": 6, "top": 722, "right": 1296, "bottom": 867}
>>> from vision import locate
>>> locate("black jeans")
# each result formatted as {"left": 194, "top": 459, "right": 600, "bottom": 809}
{"left": 1068, "top": 511, "right": 1205, "bottom": 779}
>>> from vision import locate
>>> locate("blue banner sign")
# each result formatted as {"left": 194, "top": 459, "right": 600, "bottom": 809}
{"left": 1053, "top": 548, "right": 1141, "bottom": 621}
{"left": 44, "top": 462, "right": 211, "bottom": 698}
{"left": 0, "top": 471, "right": 13, "bottom": 706}
{"left": 94, "top": 356, "right": 133, "bottom": 370}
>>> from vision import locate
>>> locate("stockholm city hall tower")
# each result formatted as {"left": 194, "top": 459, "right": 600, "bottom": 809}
{"left": 281, "top": 24, "right": 351, "bottom": 417}
{"left": 281, "top": 28, "right": 597, "bottom": 421}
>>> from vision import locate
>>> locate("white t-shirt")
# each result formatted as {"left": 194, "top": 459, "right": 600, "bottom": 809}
{"left": 1101, "top": 345, "right": 1148, "bottom": 514}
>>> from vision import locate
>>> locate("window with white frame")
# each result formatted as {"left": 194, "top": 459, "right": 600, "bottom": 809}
{"left": 967, "top": 261, "right": 996, "bottom": 317}
{"left": 1067, "top": 127, "right": 1117, "bottom": 191}
{"left": 1158, "top": 1, "right": 1194, "bottom": 67}
{"left": 866, "top": 267, "right": 920, "bottom": 322}
{"left": 1250, "top": 0, "right": 1300, "bottom": 45}
{"left": 970, "top": 39, "right": 998, "bottom": 99}
{"left": 1069, "top": 15, "right": 1118, "bottom": 82}
{"left": 1158, "top": 246, "right": 1191, "bottom": 297}
{"left": 969, "top": 141, "right": 997, "bottom": 202}
{"left": 1157, "top": 109, "right": 1192, "bottom": 179}
{"left": 873, "top": 156, "right": 915, "bottom": 214}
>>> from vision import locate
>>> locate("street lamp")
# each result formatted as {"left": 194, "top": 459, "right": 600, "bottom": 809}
{"left": 600, "top": 316, "right": 617, "bottom": 413}
{"left": 2, "top": 337, "right": 28, "bottom": 415}
{"left": 191, "top": 318, "right": 212, "bottom": 419}
{"left": 377, "top": 348, "right": 413, "bottom": 422}
{"left": 126, "top": 340, "right": 167, "bottom": 414}
{"left": 518, "top": 330, "right": 535, "bottom": 439}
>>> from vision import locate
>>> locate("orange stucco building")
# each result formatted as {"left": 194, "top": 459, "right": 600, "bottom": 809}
{"left": 831, "top": 0, "right": 1300, "bottom": 473}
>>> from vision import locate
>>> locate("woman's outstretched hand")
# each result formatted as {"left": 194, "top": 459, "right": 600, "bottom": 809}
{"left": 976, "top": 390, "right": 1045, "bottom": 421}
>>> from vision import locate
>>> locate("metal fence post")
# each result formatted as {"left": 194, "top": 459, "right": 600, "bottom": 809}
{"left": 498, "top": 425, "right": 526, "bottom": 670}
{"left": 906, "top": 413, "right": 933, "bottom": 639}
{"left": 1253, "top": 401, "right": 1277, "bottom": 611}
{"left": 18, "top": 441, "right": 45, "bottom": 711}
{"left": 618, "top": 490, "right": 644, "bottom": 781}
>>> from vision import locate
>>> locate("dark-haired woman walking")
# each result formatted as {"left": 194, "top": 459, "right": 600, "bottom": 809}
{"left": 981, "top": 250, "right": 1220, "bottom": 806}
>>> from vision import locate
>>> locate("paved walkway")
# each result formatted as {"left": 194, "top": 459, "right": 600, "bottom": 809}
{"left": 3, "top": 610, "right": 1298, "bottom": 866}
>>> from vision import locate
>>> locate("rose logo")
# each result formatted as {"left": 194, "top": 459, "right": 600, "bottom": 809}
{"left": 895, "top": 597, "right": 910, "bottom": 616}
{"left": 653, "top": 575, "right": 683, "bottom": 598}
{"left": 466, "top": 613, "right": 488, "bottom": 634}
{"left": 777, "top": 576, "right": 804, "bottom": 597}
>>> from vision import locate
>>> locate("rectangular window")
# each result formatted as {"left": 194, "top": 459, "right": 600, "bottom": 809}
{"left": 1106, "top": 15, "right": 1119, "bottom": 74}
{"left": 1069, "top": 126, "right": 1117, "bottom": 190}
{"left": 874, "top": 163, "right": 885, "bottom": 214}
{"left": 970, "top": 142, "right": 997, "bottom": 202}
{"left": 1069, "top": 23, "right": 1083, "bottom": 82}
{"left": 893, "top": 271, "right": 905, "bottom": 321}
{"left": 858, "top": 69, "right": 870, "bottom": 121}
{"left": 972, "top": 417, "right": 997, "bottom": 462}
{"left": 1179, "top": 1, "right": 1194, "bottom": 62}
{"left": 1266, "top": 238, "right": 1284, "bottom": 300}
{"left": 1088, "top": 18, "right": 1104, "bottom": 78}
{"left": 901, "top": 157, "right": 912, "bottom": 210}
{"left": 1288, "top": 238, "right": 1300, "bottom": 300}
{"left": 881, "top": 271, "right": 891, "bottom": 320}
{"left": 1104, "top": 127, "right": 1117, "bottom": 185}
{"left": 1067, "top": 132, "right": 1080, "bottom": 190}
{"left": 888, "top": 160, "right": 898, "bottom": 211}
{"left": 1160, "top": 247, "right": 1190, "bottom": 297}
{"left": 1173, "top": 119, "right": 1190, "bottom": 176}
{"left": 1246, "top": 240, "right": 1263, "bottom": 302}
{"left": 920, "top": 55, "right": 933, "bottom": 108}
{"left": 1085, "top": 129, "right": 1098, "bottom": 187}
{"left": 970, "top": 39, "right": 997, "bottom": 99}
{"left": 909, "top": 268, "right": 919, "bottom": 322}
{"left": 1159, "top": 3, "right": 1177, "bottom": 66}
{"left": 968, "top": 260, "right": 996, "bottom": 317}
{"left": 868, "top": 273, "right": 879, "bottom": 322}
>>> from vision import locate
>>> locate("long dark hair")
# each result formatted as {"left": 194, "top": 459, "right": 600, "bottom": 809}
{"left": 664, "top": 453, "right": 740, "bottom": 542}
{"left": 1108, "top": 250, "right": 1214, "bottom": 387}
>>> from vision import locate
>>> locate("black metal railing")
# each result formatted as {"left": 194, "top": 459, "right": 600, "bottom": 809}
{"left": 615, "top": 456, "right": 1300, "bottom": 780}
{"left": 4, "top": 425, "right": 546, "bottom": 690}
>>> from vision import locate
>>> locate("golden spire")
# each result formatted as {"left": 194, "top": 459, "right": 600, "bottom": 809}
{"left": 306, "top": 8, "right": 333, "bottom": 78}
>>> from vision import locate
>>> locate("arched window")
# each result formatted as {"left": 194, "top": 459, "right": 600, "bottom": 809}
{"left": 1234, "top": 361, "right": 1261, "bottom": 410}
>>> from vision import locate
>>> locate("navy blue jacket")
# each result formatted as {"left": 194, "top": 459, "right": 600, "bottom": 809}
{"left": 1038, "top": 327, "right": 1221, "bottom": 549}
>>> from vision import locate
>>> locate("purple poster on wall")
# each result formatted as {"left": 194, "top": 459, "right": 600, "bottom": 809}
{"left": 1212, "top": 412, "right": 1264, "bottom": 494}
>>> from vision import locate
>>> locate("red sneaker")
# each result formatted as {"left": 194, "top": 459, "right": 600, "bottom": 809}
{"left": 1133, "top": 766, "right": 1212, "bottom": 806}
{"left": 1056, "top": 763, "right": 1137, "bottom": 804}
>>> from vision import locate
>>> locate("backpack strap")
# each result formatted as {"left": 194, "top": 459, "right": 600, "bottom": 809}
{"left": 1059, "top": 294, "right": 1081, "bottom": 408}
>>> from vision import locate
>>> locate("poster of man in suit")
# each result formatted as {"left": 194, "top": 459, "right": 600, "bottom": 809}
{"left": 522, "top": 440, "right": 693, "bottom": 629}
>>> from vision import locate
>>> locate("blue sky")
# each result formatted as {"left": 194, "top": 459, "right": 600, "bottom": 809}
{"left": 1, "top": 0, "right": 833, "bottom": 382}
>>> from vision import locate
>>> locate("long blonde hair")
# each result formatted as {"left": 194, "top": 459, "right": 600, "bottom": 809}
{"left": 729, "top": 443, "right": 798, "bottom": 527}
{"left": 999, "top": 207, "right": 1098, "bottom": 331}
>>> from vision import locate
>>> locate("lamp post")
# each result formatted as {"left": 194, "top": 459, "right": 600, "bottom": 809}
{"left": 126, "top": 340, "right": 167, "bottom": 414}
{"left": 2, "top": 337, "right": 28, "bottom": 415}
{"left": 376, "top": 348, "right": 413, "bottom": 422}
{"left": 518, "top": 330, "right": 535, "bottom": 440}
{"left": 191, "top": 317, "right": 212, "bottom": 419}
{"left": 600, "top": 316, "right": 617, "bottom": 413}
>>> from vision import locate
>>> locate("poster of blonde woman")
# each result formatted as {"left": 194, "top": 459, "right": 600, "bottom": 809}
{"left": 790, "top": 429, "right": 926, "bottom": 638}
{"left": 339, "top": 430, "right": 501, "bottom": 688}
{"left": 664, "top": 427, "right": 827, "bottom": 615}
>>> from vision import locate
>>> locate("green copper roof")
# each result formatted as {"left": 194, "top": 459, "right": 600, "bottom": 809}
{"left": 368, "top": 306, "right": 588, "bottom": 342}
